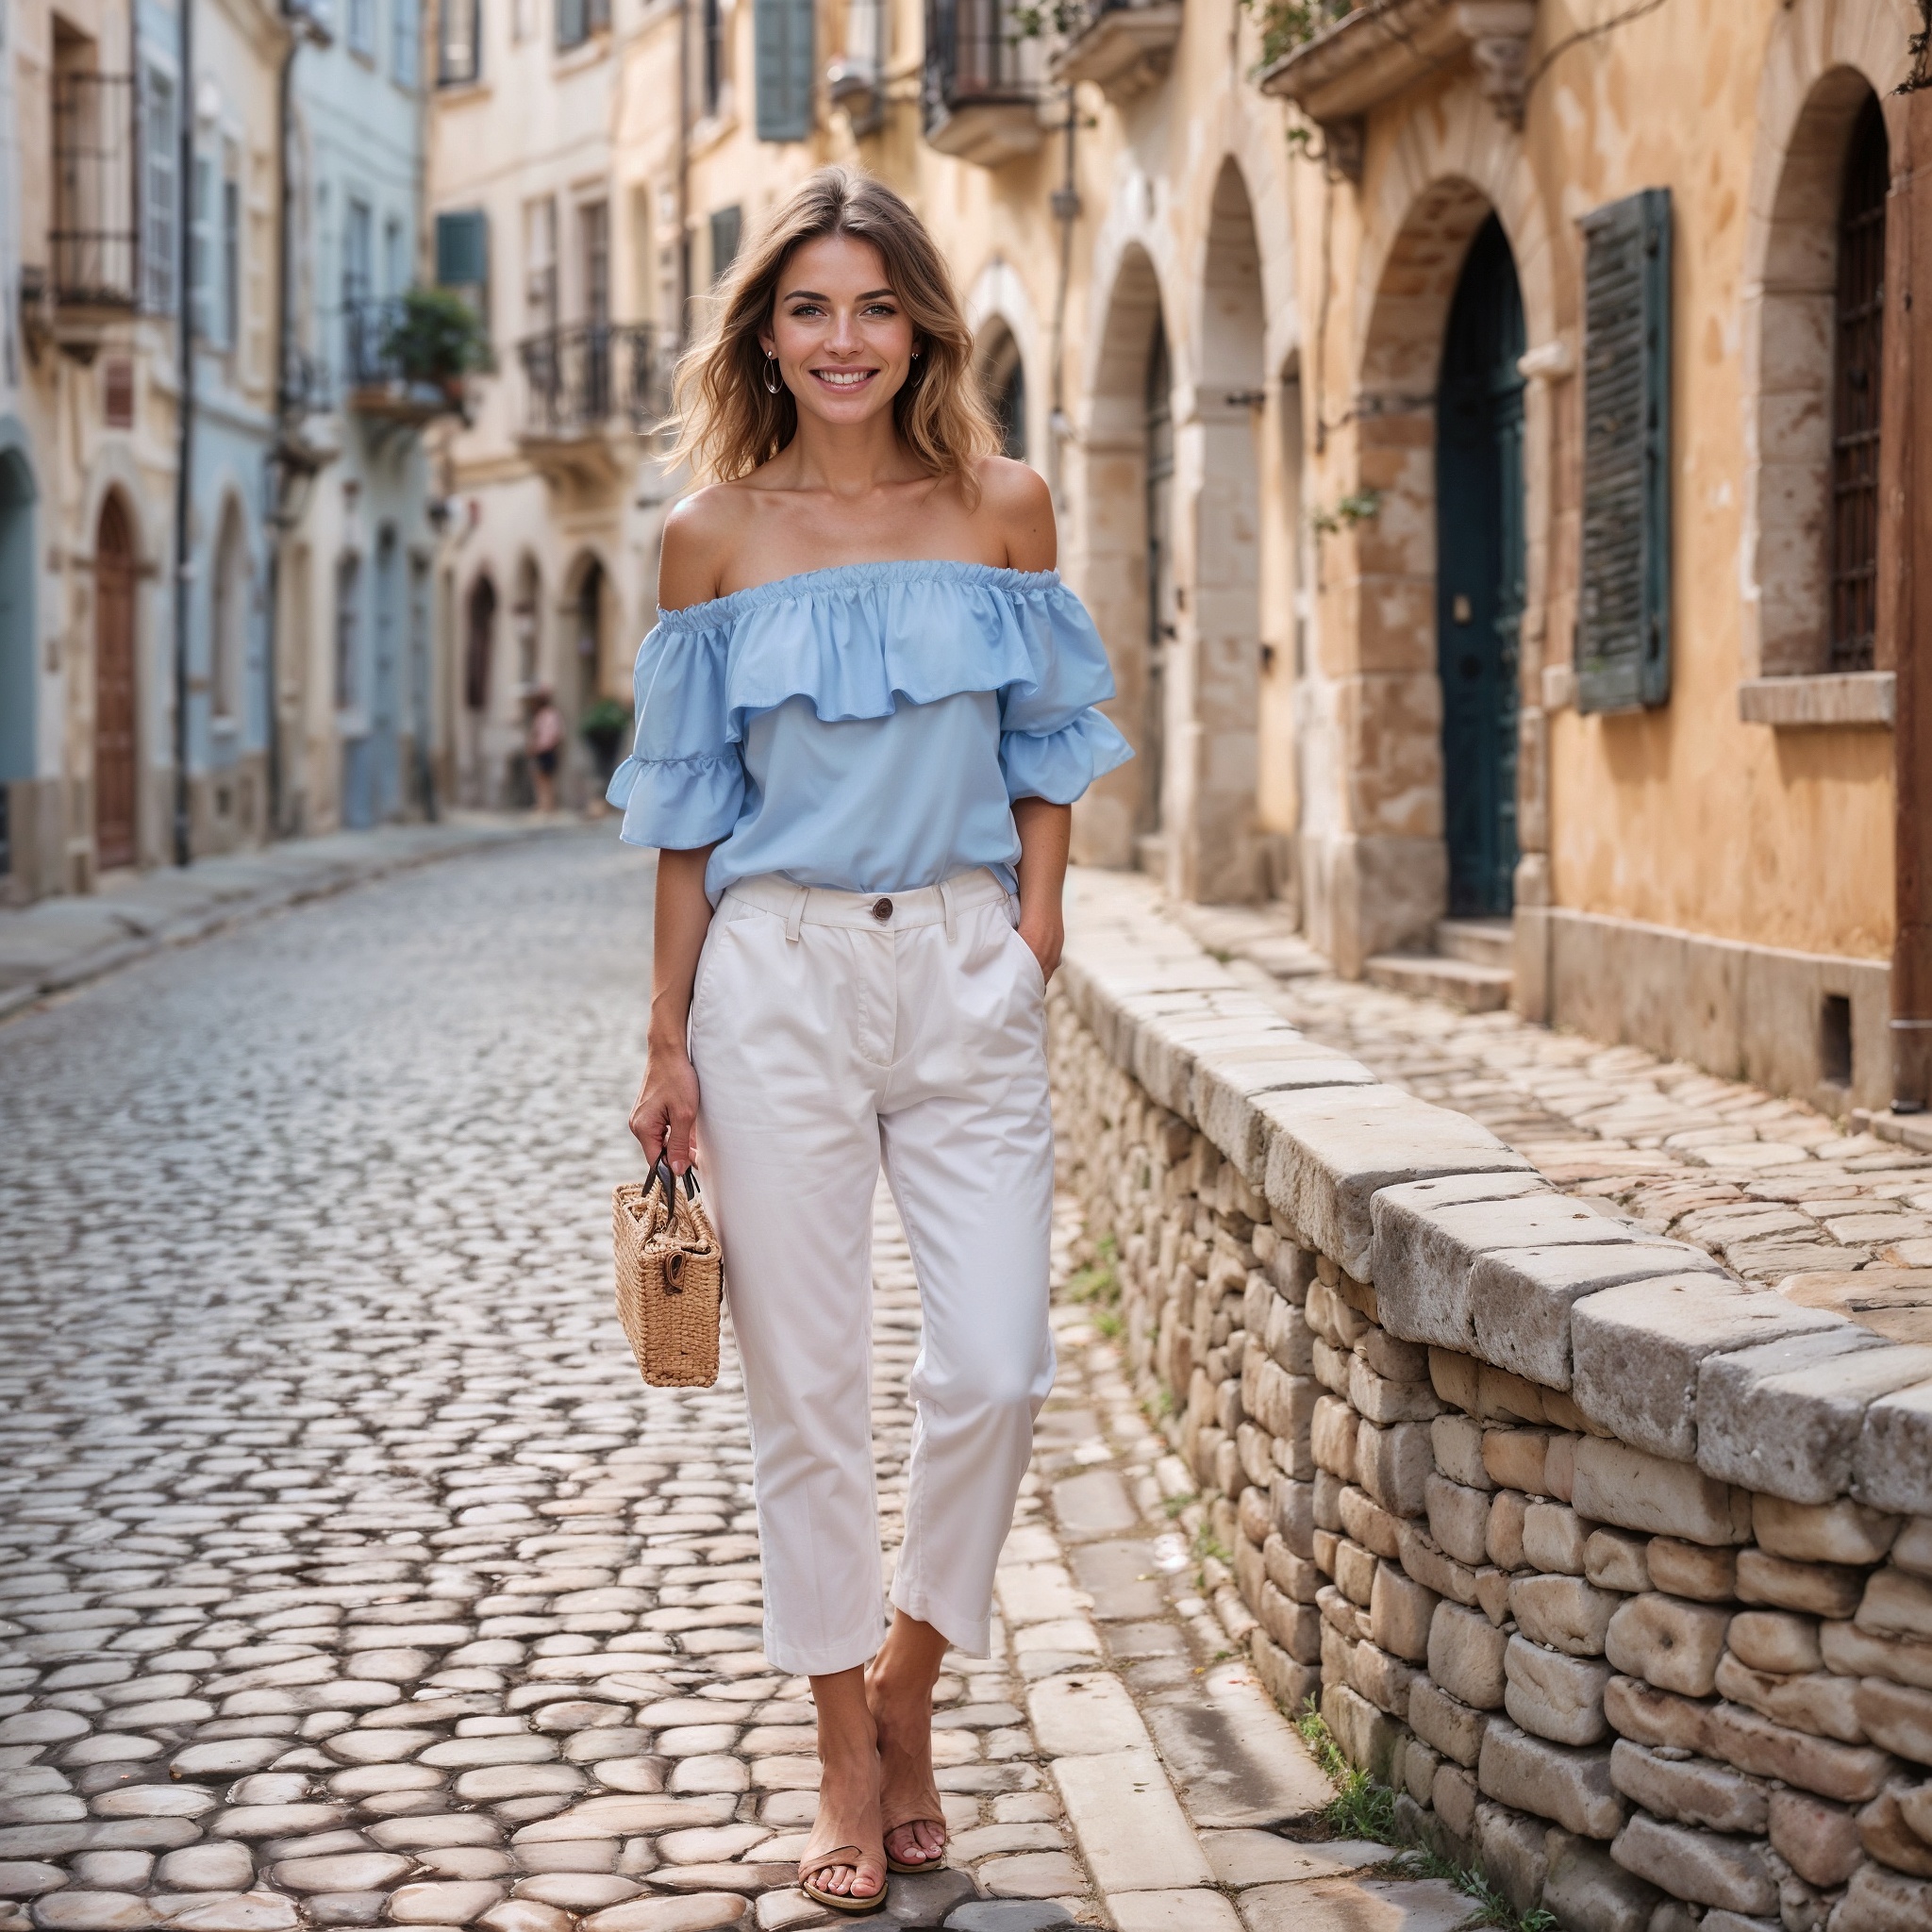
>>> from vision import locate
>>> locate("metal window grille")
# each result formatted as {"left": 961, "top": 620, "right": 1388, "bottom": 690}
{"left": 924, "top": 0, "right": 1029, "bottom": 114}
{"left": 1828, "top": 95, "right": 1888, "bottom": 675}
{"left": 53, "top": 72, "right": 141, "bottom": 308}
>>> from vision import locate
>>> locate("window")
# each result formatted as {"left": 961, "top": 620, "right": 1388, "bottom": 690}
{"left": 702, "top": 0, "right": 724, "bottom": 115}
{"left": 221, "top": 146, "right": 241, "bottom": 350}
{"left": 189, "top": 150, "right": 212, "bottom": 339}
{"left": 439, "top": 0, "right": 479, "bottom": 83}
{"left": 557, "top": 0, "right": 607, "bottom": 47}
{"left": 436, "top": 208, "right": 489, "bottom": 293}
{"left": 392, "top": 0, "right": 420, "bottom": 85}
{"left": 384, "top": 216, "right": 407, "bottom": 297}
{"left": 755, "top": 0, "right": 814, "bottom": 142}
{"left": 524, "top": 196, "right": 557, "bottom": 334}
{"left": 142, "top": 68, "right": 176, "bottom": 313}
{"left": 1829, "top": 95, "right": 1888, "bottom": 675}
{"left": 336, "top": 554, "right": 363, "bottom": 712}
{"left": 349, "top": 0, "right": 375, "bottom": 58}
{"left": 580, "top": 199, "right": 608, "bottom": 323}
{"left": 709, "top": 205, "right": 741, "bottom": 284}
{"left": 1576, "top": 187, "right": 1673, "bottom": 714}
{"left": 343, "top": 198, "right": 373, "bottom": 375}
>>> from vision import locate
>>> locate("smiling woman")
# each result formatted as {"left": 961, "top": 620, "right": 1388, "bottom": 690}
{"left": 608, "top": 168, "right": 1129, "bottom": 1912}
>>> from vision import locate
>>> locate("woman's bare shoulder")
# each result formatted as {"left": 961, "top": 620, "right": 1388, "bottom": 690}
{"left": 973, "top": 456, "right": 1055, "bottom": 572}
{"left": 658, "top": 484, "right": 758, "bottom": 610}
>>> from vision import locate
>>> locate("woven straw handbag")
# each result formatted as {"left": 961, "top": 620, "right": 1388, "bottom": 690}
{"left": 612, "top": 1158, "right": 724, "bottom": 1388}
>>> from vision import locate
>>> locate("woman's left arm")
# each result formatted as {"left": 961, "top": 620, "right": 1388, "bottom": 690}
{"left": 986, "top": 453, "right": 1070, "bottom": 978}
{"left": 1013, "top": 797, "right": 1070, "bottom": 981}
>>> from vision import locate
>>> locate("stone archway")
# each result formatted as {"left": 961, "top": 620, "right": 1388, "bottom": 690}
{"left": 1074, "top": 243, "right": 1168, "bottom": 870}
{"left": 93, "top": 492, "right": 139, "bottom": 872}
{"left": 0, "top": 447, "right": 36, "bottom": 891}
{"left": 1168, "top": 159, "right": 1267, "bottom": 904}
{"left": 1311, "top": 175, "right": 1500, "bottom": 971}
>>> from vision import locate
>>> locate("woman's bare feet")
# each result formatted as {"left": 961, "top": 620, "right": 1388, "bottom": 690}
{"left": 804, "top": 1667, "right": 889, "bottom": 1908}
{"left": 866, "top": 1612, "right": 950, "bottom": 1872}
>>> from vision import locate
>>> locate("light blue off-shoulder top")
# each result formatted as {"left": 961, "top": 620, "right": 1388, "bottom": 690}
{"left": 606, "top": 560, "right": 1134, "bottom": 905}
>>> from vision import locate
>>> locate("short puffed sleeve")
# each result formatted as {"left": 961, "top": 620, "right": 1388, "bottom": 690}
{"left": 997, "top": 582, "right": 1135, "bottom": 804}
{"left": 605, "top": 613, "right": 746, "bottom": 851}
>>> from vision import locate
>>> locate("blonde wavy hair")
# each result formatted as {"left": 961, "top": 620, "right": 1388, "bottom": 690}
{"left": 669, "top": 167, "right": 1000, "bottom": 494}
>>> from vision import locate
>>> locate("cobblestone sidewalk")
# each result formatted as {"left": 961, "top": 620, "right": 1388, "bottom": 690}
{"left": 1166, "top": 900, "right": 1932, "bottom": 1346}
{"left": 0, "top": 841, "right": 1465, "bottom": 1932}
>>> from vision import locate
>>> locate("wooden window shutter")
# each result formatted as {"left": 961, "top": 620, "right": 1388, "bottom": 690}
{"left": 436, "top": 208, "right": 489, "bottom": 291}
{"left": 755, "top": 0, "right": 814, "bottom": 142}
{"left": 1576, "top": 186, "right": 1672, "bottom": 713}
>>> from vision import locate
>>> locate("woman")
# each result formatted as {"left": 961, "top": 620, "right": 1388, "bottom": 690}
{"left": 525, "top": 687, "right": 564, "bottom": 813}
{"left": 611, "top": 167, "right": 1129, "bottom": 1913}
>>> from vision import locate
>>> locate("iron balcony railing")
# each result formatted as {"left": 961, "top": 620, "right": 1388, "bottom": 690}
{"left": 343, "top": 297, "right": 410, "bottom": 389}
{"left": 923, "top": 0, "right": 1038, "bottom": 129}
{"left": 518, "top": 322, "right": 674, "bottom": 439}
{"left": 52, "top": 72, "right": 141, "bottom": 308}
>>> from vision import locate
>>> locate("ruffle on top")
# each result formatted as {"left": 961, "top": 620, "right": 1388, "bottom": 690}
{"left": 606, "top": 561, "right": 1133, "bottom": 853}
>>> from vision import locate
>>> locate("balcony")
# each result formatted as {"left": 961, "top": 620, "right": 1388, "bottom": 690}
{"left": 343, "top": 298, "right": 470, "bottom": 425}
{"left": 1049, "top": 0, "right": 1183, "bottom": 104}
{"left": 1257, "top": 0, "right": 1539, "bottom": 176}
{"left": 46, "top": 71, "right": 141, "bottom": 358}
{"left": 923, "top": 0, "right": 1045, "bottom": 167}
{"left": 517, "top": 322, "right": 674, "bottom": 488}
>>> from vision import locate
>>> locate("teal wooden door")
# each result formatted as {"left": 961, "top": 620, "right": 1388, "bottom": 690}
{"left": 1436, "top": 215, "right": 1524, "bottom": 918}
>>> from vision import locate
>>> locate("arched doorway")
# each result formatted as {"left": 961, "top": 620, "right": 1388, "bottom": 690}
{"left": 1184, "top": 159, "right": 1267, "bottom": 902}
{"left": 1436, "top": 212, "right": 1525, "bottom": 919}
{"left": 210, "top": 501, "right": 249, "bottom": 728}
{"left": 1142, "top": 319, "right": 1173, "bottom": 846}
{"left": 463, "top": 575, "right": 497, "bottom": 807}
{"left": 1079, "top": 245, "right": 1169, "bottom": 869}
{"left": 0, "top": 450, "right": 36, "bottom": 887}
{"left": 369, "top": 526, "right": 401, "bottom": 823}
{"left": 979, "top": 324, "right": 1027, "bottom": 461}
{"left": 94, "top": 494, "right": 139, "bottom": 871}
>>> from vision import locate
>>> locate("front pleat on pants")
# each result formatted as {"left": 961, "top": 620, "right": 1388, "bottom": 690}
{"left": 688, "top": 868, "right": 1056, "bottom": 1677}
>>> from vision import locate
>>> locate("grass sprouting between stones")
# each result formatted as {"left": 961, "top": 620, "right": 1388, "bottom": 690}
{"left": 1291, "top": 1706, "right": 1557, "bottom": 1932}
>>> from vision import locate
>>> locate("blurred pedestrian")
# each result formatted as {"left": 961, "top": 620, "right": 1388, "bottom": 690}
{"left": 525, "top": 686, "right": 563, "bottom": 813}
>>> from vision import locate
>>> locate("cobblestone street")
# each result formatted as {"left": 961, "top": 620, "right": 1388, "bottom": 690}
{"left": 0, "top": 838, "right": 1462, "bottom": 1932}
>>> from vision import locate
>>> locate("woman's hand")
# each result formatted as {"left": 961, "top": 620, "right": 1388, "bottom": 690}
{"left": 630, "top": 1041, "right": 701, "bottom": 1171}
{"left": 1012, "top": 797, "right": 1072, "bottom": 987}
{"left": 1018, "top": 907, "right": 1064, "bottom": 985}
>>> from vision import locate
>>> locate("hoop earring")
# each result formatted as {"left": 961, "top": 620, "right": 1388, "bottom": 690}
{"left": 761, "top": 355, "right": 783, "bottom": 396}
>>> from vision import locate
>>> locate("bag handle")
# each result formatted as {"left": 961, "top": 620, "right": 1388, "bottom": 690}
{"left": 652, "top": 1157, "right": 701, "bottom": 1206}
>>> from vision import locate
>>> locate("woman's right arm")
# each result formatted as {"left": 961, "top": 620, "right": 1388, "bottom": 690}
{"left": 626, "top": 491, "right": 740, "bottom": 1172}
{"left": 629, "top": 844, "right": 715, "bottom": 1173}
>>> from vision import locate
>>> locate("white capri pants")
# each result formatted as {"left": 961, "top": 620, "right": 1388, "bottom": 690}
{"left": 688, "top": 866, "right": 1057, "bottom": 1676}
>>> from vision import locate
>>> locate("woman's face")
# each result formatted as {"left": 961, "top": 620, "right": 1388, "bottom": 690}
{"left": 758, "top": 234, "right": 917, "bottom": 428}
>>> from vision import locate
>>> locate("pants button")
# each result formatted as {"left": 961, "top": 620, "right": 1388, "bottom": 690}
{"left": 871, "top": 897, "right": 893, "bottom": 922}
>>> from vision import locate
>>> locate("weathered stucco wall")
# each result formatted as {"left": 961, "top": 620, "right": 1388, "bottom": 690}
{"left": 1051, "top": 868, "right": 1932, "bottom": 1932}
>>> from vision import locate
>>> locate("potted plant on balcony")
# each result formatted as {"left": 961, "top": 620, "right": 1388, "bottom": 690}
{"left": 381, "top": 288, "right": 492, "bottom": 413}
{"left": 581, "top": 696, "right": 632, "bottom": 784}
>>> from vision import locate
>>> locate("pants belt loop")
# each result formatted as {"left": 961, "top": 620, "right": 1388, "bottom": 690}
{"left": 939, "top": 874, "right": 959, "bottom": 943}
{"left": 784, "top": 884, "right": 808, "bottom": 943}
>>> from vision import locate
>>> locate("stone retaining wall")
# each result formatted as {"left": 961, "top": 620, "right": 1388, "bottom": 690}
{"left": 1047, "top": 874, "right": 1932, "bottom": 1932}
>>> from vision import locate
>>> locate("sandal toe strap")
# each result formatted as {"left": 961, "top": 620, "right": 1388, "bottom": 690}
{"left": 799, "top": 1846, "right": 867, "bottom": 1881}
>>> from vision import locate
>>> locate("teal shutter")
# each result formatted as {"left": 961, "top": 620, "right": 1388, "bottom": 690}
{"left": 557, "top": 0, "right": 586, "bottom": 46}
{"left": 709, "top": 206, "right": 742, "bottom": 281}
{"left": 755, "top": 0, "right": 814, "bottom": 142}
{"left": 1576, "top": 187, "right": 1672, "bottom": 713}
{"left": 435, "top": 208, "right": 488, "bottom": 289}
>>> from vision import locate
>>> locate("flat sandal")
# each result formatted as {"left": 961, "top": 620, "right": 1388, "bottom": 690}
{"left": 882, "top": 1812, "right": 947, "bottom": 1875}
{"left": 798, "top": 1844, "right": 889, "bottom": 1915}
